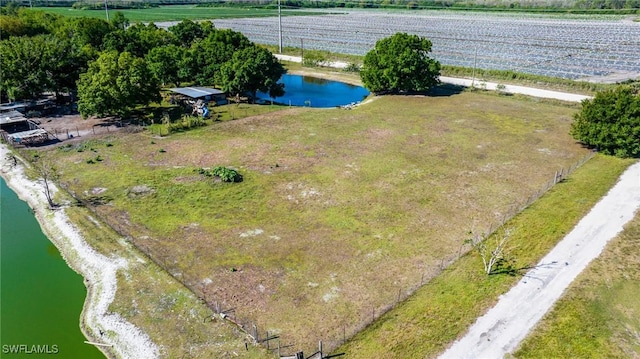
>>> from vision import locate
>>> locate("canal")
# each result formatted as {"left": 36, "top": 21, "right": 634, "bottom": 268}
{"left": 1, "top": 177, "right": 104, "bottom": 358}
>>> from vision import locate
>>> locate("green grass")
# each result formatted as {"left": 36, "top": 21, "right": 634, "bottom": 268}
{"left": 514, "top": 211, "right": 640, "bottom": 358}
{"left": 335, "top": 155, "right": 635, "bottom": 358}
{"left": 33, "top": 5, "right": 322, "bottom": 22}
{"left": 30, "top": 174, "right": 271, "bottom": 358}
{"left": 35, "top": 90, "right": 597, "bottom": 355}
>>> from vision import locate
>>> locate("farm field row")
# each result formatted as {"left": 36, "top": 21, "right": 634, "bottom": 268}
{"left": 198, "top": 9, "right": 640, "bottom": 81}
{"left": 32, "top": 5, "right": 322, "bottom": 22}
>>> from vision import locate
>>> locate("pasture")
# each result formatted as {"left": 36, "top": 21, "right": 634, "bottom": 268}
{"left": 336, "top": 154, "right": 634, "bottom": 358}
{"left": 33, "top": 89, "right": 596, "bottom": 354}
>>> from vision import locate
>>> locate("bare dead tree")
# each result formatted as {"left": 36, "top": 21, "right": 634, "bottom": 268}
{"left": 5, "top": 153, "right": 17, "bottom": 167}
{"left": 465, "top": 227, "right": 512, "bottom": 275}
{"left": 34, "top": 159, "right": 59, "bottom": 209}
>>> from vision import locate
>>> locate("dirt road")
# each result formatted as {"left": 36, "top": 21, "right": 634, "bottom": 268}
{"left": 274, "top": 55, "right": 592, "bottom": 103}
{"left": 439, "top": 161, "right": 640, "bottom": 358}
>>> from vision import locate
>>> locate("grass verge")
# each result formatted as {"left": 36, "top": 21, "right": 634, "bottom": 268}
{"left": 335, "top": 154, "right": 635, "bottom": 358}
{"left": 514, "top": 209, "right": 640, "bottom": 358}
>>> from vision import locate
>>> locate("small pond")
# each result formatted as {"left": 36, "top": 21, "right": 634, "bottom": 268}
{"left": 256, "top": 74, "right": 370, "bottom": 108}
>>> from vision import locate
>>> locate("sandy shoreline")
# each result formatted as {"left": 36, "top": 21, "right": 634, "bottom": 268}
{"left": 1, "top": 144, "right": 159, "bottom": 359}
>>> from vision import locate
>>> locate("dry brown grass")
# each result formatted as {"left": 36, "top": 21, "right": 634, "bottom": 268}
{"left": 40, "top": 89, "right": 591, "bottom": 355}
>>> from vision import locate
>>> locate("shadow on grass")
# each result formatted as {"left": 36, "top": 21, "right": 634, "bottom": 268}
{"left": 373, "top": 83, "right": 466, "bottom": 97}
{"left": 427, "top": 83, "right": 466, "bottom": 97}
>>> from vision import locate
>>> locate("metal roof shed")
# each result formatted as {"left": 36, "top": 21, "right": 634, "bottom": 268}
{"left": 169, "top": 87, "right": 227, "bottom": 104}
{"left": 0, "top": 110, "right": 27, "bottom": 125}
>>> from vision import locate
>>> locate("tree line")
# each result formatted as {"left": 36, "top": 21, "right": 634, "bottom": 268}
{"left": 0, "top": 7, "right": 285, "bottom": 119}
{"left": 4, "top": 0, "right": 639, "bottom": 11}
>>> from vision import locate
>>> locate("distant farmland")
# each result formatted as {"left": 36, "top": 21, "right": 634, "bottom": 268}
{"left": 33, "top": 5, "right": 322, "bottom": 22}
{"left": 200, "top": 9, "right": 640, "bottom": 80}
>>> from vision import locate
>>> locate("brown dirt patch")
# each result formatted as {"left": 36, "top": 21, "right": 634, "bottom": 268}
{"left": 34, "top": 114, "right": 127, "bottom": 147}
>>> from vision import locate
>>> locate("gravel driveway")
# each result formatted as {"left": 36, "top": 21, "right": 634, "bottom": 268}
{"left": 439, "top": 161, "right": 640, "bottom": 358}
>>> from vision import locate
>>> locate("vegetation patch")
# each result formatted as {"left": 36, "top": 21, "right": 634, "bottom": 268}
{"left": 336, "top": 155, "right": 634, "bottom": 358}
{"left": 60, "top": 205, "right": 270, "bottom": 358}
{"left": 514, "top": 212, "right": 640, "bottom": 358}
{"left": 197, "top": 166, "right": 243, "bottom": 183}
{"left": 32, "top": 90, "right": 599, "bottom": 354}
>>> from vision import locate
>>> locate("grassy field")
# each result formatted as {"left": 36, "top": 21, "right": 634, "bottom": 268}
{"left": 514, "top": 211, "right": 640, "bottom": 358}
{"left": 33, "top": 5, "right": 321, "bottom": 22}
{"left": 28, "top": 87, "right": 599, "bottom": 355}
{"left": 335, "top": 154, "right": 634, "bottom": 358}
{"left": 13, "top": 160, "right": 270, "bottom": 358}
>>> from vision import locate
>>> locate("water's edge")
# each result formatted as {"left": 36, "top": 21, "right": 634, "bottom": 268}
{"left": 0, "top": 145, "right": 159, "bottom": 359}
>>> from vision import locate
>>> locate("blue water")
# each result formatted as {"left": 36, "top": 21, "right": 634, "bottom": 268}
{"left": 257, "top": 74, "right": 370, "bottom": 108}
{"left": 0, "top": 178, "right": 105, "bottom": 358}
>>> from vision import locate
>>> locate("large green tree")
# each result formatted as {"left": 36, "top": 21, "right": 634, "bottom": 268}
{"left": 191, "top": 29, "right": 252, "bottom": 85}
{"left": 216, "top": 45, "right": 285, "bottom": 101}
{"left": 146, "top": 44, "right": 190, "bottom": 86}
{"left": 169, "top": 19, "right": 205, "bottom": 47}
{"left": 55, "top": 17, "right": 113, "bottom": 56}
{"left": 103, "top": 23, "right": 175, "bottom": 58}
{"left": 570, "top": 85, "right": 640, "bottom": 158}
{"left": 360, "top": 32, "right": 441, "bottom": 94}
{"left": 77, "top": 51, "right": 160, "bottom": 119}
{"left": 0, "top": 34, "right": 80, "bottom": 100}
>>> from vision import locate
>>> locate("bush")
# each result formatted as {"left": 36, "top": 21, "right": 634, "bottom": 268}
{"left": 343, "top": 63, "right": 361, "bottom": 73}
{"left": 196, "top": 166, "right": 243, "bottom": 183}
{"left": 212, "top": 166, "right": 242, "bottom": 182}
{"left": 302, "top": 51, "right": 325, "bottom": 67}
{"left": 570, "top": 85, "right": 640, "bottom": 158}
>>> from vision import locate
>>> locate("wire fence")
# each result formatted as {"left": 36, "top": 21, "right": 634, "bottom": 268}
{"left": 60, "top": 150, "right": 596, "bottom": 358}
{"left": 303, "top": 150, "right": 597, "bottom": 356}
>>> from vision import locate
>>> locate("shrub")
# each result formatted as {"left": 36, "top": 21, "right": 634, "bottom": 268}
{"left": 570, "top": 85, "right": 640, "bottom": 158}
{"left": 302, "top": 51, "right": 326, "bottom": 67}
{"left": 196, "top": 166, "right": 243, "bottom": 183}
{"left": 343, "top": 63, "right": 361, "bottom": 73}
{"left": 212, "top": 166, "right": 242, "bottom": 182}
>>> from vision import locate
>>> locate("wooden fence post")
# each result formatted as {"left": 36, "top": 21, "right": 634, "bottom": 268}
{"left": 343, "top": 326, "right": 346, "bottom": 345}
{"left": 252, "top": 323, "right": 258, "bottom": 343}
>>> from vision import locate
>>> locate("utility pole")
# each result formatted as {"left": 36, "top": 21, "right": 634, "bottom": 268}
{"left": 104, "top": 0, "right": 109, "bottom": 21}
{"left": 471, "top": 45, "right": 477, "bottom": 88}
{"left": 278, "top": 0, "right": 283, "bottom": 53}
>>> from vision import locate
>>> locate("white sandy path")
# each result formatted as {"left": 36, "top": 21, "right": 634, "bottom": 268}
{"left": 1, "top": 145, "right": 159, "bottom": 359}
{"left": 439, "top": 160, "right": 640, "bottom": 359}
{"left": 274, "top": 54, "right": 592, "bottom": 103}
